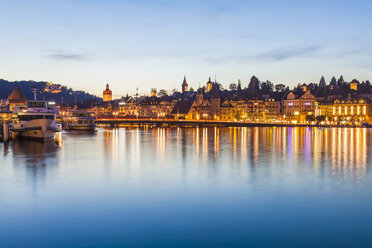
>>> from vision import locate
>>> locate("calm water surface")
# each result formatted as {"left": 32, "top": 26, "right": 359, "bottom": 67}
{"left": 0, "top": 127, "right": 372, "bottom": 247}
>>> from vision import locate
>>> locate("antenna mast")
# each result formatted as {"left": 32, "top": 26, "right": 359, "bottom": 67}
{"left": 32, "top": 87, "right": 37, "bottom": 100}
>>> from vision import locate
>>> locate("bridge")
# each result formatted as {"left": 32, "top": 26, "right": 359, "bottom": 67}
{"left": 96, "top": 118, "right": 312, "bottom": 128}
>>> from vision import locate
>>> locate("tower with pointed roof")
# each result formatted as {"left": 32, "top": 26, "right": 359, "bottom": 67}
{"left": 182, "top": 76, "right": 188, "bottom": 93}
{"left": 210, "top": 83, "right": 220, "bottom": 119}
{"left": 206, "top": 77, "right": 213, "bottom": 92}
{"left": 8, "top": 86, "right": 27, "bottom": 111}
{"left": 103, "top": 84, "right": 112, "bottom": 102}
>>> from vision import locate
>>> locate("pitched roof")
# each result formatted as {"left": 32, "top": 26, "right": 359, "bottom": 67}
{"left": 170, "top": 100, "right": 194, "bottom": 115}
{"left": 8, "top": 86, "right": 27, "bottom": 103}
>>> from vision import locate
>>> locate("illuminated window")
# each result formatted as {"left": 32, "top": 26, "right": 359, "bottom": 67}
{"left": 357, "top": 106, "right": 360, "bottom": 115}
{"left": 339, "top": 107, "right": 341, "bottom": 115}
{"left": 345, "top": 106, "right": 347, "bottom": 115}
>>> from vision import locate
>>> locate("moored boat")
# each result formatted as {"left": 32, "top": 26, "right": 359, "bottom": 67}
{"left": 12, "top": 101, "right": 62, "bottom": 141}
{"left": 62, "top": 111, "right": 97, "bottom": 131}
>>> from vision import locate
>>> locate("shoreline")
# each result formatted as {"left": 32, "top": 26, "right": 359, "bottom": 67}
{"left": 96, "top": 119, "right": 371, "bottom": 129}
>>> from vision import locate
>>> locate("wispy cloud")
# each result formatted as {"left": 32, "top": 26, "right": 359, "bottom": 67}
{"left": 257, "top": 45, "right": 323, "bottom": 61}
{"left": 201, "top": 45, "right": 324, "bottom": 64}
{"left": 46, "top": 50, "right": 87, "bottom": 61}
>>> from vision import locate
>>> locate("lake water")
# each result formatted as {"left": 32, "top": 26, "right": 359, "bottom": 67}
{"left": 0, "top": 127, "right": 371, "bottom": 247}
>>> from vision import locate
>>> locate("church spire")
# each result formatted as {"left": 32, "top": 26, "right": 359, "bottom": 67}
{"left": 182, "top": 75, "right": 188, "bottom": 93}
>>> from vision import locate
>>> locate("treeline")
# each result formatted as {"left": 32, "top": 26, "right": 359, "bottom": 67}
{"left": 0, "top": 79, "right": 101, "bottom": 104}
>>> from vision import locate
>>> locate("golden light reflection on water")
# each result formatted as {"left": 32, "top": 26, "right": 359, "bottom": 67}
{"left": 10, "top": 127, "right": 369, "bottom": 183}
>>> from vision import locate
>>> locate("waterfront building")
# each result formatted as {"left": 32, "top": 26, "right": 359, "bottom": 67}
{"left": 282, "top": 91, "right": 315, "bottom": 122}
{"left": 0, "top": 111, "right": 12, "bottom": 123}
{"left": 118, "top": 97, "right": 139, "bottom": 117}
{"left": 220, "top": 100, "right": 234, "bottom": 121}
{"left": 0, "top": 99, "right": 9, "bottom": 111}
{"left": 8, "top": 86, "right": 27, "bottom": 111}
{"left": 138, "top": 96, "right": 161, "bottom": 118}
{"left": 245, "top": 99, "right": 265, "bottom": 121}
{"left": 264, "top": 98, "right": 281, "bottom": 121}
{"left": 331, "top": 96, "right": 370, "bottom": 124}
{"left": 191, "top": 83, "right": 220, "bottom": 120}
{"left": 230, "top": 99, "right": 246, "bottom": 121}
{"left": 210, "top": 84, "right": 221, "bottom": 120}
{"left": 315, "top": 101, "right": 333, "bottom": 118}
{"left": 103, "top": 84, "right": 112, "bottom": 102}
{"left": 170, "top": 99, "right": 196, "bottom": 120}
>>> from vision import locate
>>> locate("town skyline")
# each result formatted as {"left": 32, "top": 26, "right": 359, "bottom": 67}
{"left": 1, "top": 0, "right": 372, "bottom": 96}
{"left": 1, "top": 74, "right": 371, "bottom": 100}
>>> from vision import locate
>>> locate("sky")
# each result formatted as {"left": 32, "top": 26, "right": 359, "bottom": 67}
{"left": 1, "top": 0, "right": 372, "bottom": 97}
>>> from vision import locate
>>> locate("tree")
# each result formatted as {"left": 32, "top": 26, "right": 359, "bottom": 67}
{"left": 261, "top": 80, "right": 274, "bottom": 94}
{"left": 229, "top": 83, "right": 237, "bottom": 91}
{"left": 233, "top": 109, "right": 242, "bottom": 121}
{"left": 316, "top": 115, "right": 326, "bottom": 123}
{"left": 217, "top": 83, "right": 224, "bottom": 91}
{"left": 305, "top": 115, "right": 316, "bottom": 122}
{"left": 319, "top": 76, "right": 326, "bottom": 88}
{"left": 338, "top": 75, "right": 345, "bottom": 85}
{"left": 275, "top": 84, "right": 286, "bottom": 92}
{"left": 158, "top": 89, "right": 168, "bottom": 97}
{"left": 330, "top": 76, "right": 337, "bottom": 86}
{"left": 237, "top": 80, "right": 242, "bottom": 92}
{"left": 172, "top": 88, "right": 179, "bottom": 94}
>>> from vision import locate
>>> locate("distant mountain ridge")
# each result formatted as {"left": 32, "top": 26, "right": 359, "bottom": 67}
{"left": 0, "top": 79, "right": 101, "bottom": 104}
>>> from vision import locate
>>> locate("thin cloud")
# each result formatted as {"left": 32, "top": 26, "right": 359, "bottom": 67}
{"left": 46, "top": 50, "right": 87, "bottom": 61}
{"left": 201, "top": 45, "right": 324, "bottom": 64}
{"left": 257, "top": 45, "right": 323, "bottom": 61}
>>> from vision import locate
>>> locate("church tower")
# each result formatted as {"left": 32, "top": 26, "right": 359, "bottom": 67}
{"left": 196, "top": 88, "right": 204, "bottom": 106}
{"left": 103, "top": 84, "right": 112, "bottom": 102}
{"left": 182, "top": 76, "right": 188, "bottom": 93}
{"left": 206, "top": 77, "right": 213, "bottom": 92}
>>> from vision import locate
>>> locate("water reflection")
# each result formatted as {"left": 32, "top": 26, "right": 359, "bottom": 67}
{"left": 12, "top": 139, "right": 59, "bottom": 165}
{"left": 10, "top": 139, "right": 60, "bottom": 189}
{"left": 6, "top": 127, "right": 371, "bottom": 184}
{"left": 1, "top": 127, "right": 372, "bottom": 247}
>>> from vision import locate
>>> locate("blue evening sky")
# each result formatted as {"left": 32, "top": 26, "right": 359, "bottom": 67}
{"left": 1, "top": 0, "right": 371, "bottom": 97}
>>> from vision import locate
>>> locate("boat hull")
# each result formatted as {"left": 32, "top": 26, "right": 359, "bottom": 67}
{"left": 67, "top": 124, "right": 96, "bottom": 131}
{"left": 13, "top": 119, "right": 61, "bottom": 141}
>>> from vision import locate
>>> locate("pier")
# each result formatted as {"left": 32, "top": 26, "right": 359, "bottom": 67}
{"left": 0, "top": 123, "right": 10, "bottom": 143}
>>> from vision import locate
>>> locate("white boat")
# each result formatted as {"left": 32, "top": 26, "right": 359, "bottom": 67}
{"left": 12, "top": 101, "right": 62, "bottom": 141}
{"left": 62, "top": 111, "right": 97, "bottom": 131}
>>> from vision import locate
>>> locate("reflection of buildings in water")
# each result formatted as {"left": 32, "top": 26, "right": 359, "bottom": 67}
{"left": 2, "top": 142, "right": 10, "bottom": 156}
{"left": 180, "top": 128, "right": 188, "bottom": 164}
{"left": 202, "top": 128, "right": 208, "bottom": 161}
{"left": 12, "top": 140, "right": 59, "bottom": 163}
{"left": 195, "top": 127, "right": 200, "bottom": 161}
{"left": 240, "top": 127, "right": 246, "bottom": 161}
{"left": 318, "top": 127, "right": 368, "bottom": 181}
{"left": 156, "top": 128, "right": 166, "bottom": 161}
{"left": 112, "top": 128, "right": 120, "bottom": 162}
{"left": 214, "top": 127, "right": 219, "bottom": 158}
{"left": 104, "top": 128, "right": 112, "bottom": 159}
{"left": 11, "top": 139, "right": 59, "bottom": 189}
{"left": 64, "top": 130, "right": 97, "bottom": 137}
